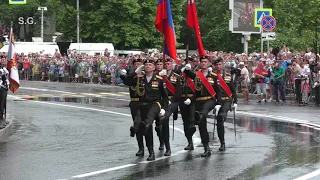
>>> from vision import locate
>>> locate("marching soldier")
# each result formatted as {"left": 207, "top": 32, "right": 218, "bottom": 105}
{"left": 213, "top": 57, "right": 238, "bottom": 151}
{"left": 162, "top": 57, "right": 197, "bottom": 150}
{"left": 157, "top": 58, "right": 182, "bottom": 156}
{"left": 129, "top": 59, "right": 169, "bottom": 161}
{"left": 184, "top": 55, "right": 222, "bottom": 157}
{"left": 120, "top": 58, "right": 145, "bottom": 156}
{"left": 0, "top": 63, "right": 9, "bottom": 129}
{"left": 154, "top": 58, "right": 166, "bottom": 151}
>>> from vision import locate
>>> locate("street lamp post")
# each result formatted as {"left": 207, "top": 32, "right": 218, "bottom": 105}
{"left": 77, "top": 0, "right": 80, "bottom": 43}
{"left": 38, "top": 7, "right": 47, "bottom": 41}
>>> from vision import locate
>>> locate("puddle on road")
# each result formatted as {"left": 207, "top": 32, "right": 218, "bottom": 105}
{"left": 227, "top": 116, "right": 320, "bottom": 180}
{"left": 13, "top": 96, "right": 128, "bottom": 108}
{"left": 120, "top": 115, "right": 320, "bottom": 180}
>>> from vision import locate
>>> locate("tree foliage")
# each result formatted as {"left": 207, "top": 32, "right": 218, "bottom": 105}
{"left": 1, "top": 0, "right": 319, "bottom": 52}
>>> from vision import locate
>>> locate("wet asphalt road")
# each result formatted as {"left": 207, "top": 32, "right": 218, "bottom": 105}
{"left": 0, "top": 80, "right": 320, "bottom": 180}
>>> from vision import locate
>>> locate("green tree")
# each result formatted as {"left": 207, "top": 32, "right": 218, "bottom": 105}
{"left": 56, "top": 0, "right": 185, "bottom": 50}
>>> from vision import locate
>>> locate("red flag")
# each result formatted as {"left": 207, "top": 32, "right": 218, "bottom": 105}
{"left": 187, "top": 0, "right": 206, "bottom": 57}
{"left": 155, "top": 0, "right": 181, "bottom": 64}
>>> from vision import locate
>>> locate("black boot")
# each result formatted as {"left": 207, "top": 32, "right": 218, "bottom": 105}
{"left": 136, "top": 149, "right": 144, "bottom": 156}
{"left": 147, "top": 147, "right": 155, "bottom": 161}
{"left": 159, "top": 142, "right": 164, "bottom": 150}
{"left": 219, "top": 143, "right": 226, "bottom": 151}
{"left": 130, "top": 126, "right": 135, "bottom": 137}
{"left": 201, "top": 145, "right": 211, "bottom": 157}
{"left": 164, "top": 143, "right": 171, "bottom": 156}
{"left": 184, "top": 137, "right": 194, "bottom": 150}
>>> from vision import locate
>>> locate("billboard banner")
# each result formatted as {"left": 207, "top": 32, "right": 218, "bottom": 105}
{"left": 229, "top": 0, "right": 262, "bottom": 34}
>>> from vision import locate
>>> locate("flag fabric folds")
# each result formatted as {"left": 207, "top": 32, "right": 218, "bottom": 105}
{"left": 7, "top": 27, "right": 20, "bottom": 93}
{"left": 155, "top": 0, "right": 180, "bottom": 64}
{"left": 187, "top": 0, "right": 206, "bottom": 57}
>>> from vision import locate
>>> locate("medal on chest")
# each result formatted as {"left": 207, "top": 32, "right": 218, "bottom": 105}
{"left": 152, "top": 81, "right": 159, "bottom": 88}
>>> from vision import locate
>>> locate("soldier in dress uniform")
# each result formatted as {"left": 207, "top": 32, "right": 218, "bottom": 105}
{"left": 184, "top": 55, "right": 222, "bottom": 157}
{"left": 213, "top": 57, "right": 238, "bottom": 151}
{"left": 162, "top": 57, "right": 197, "bottom": 150}
{"left": 0, "top": 63, "right": 9, "bottom": 129}
{"left": 154, "top": 58, "right": 166, "bottom": 151}
{"left": 120, "top": 58, "right": 145, "bottom": 156}
{"left": 128, "top": 59, "right": 169, "bottom": 161}
{"left": 157, "top": 58, "right": 182, "bottom": 156}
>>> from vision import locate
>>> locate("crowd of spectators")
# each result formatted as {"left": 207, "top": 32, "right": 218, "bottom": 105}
{"left": 0, "top": 46, "right": 319, "bottom": 104}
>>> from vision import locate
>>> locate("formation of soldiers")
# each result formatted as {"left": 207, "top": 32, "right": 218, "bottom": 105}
{"left": 120, "top": 55, "right": 237, "bottom": 161}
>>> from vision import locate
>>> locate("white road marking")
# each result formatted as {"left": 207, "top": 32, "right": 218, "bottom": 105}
{"left": 8, "top": 95, "right": 201, "bottom": 179}
{"left": 70, "top": 164, "right": 137, "bottom": 179}
{"left": 293, "top": 169, "right": 320, "bottom": 180}
{"left": 13, "top": 87, "right": 320, "bottom": 180}
{"left": 117, "top": 92, "right": 130, "bottom": 95}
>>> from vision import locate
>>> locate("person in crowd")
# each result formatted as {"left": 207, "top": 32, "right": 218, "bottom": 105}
{"left": 272, "top": 62, "right": 286, "bottom": 103}
{"left": 254, "top": 62, "right": 268, "bottom": 103}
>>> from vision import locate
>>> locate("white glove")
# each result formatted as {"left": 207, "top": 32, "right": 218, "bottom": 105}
{"left": 208, "top": 67, "right": 213, "bottom": 72}
{"left": 120, "top": 69, "right": 127, "bottom": 76}
{"left": 159, "top": 109, "right": 165, "bottom": 117}
{"left": 181, "top": 67, "right": 186, "bottom": 72}
{"left": 169, "top": 101, "right": 171, "bottom": 105}
{"left": 184, "top": 98, "right": 191, "bottom": 105}
{"left": 159, "top": 69, "right": 167, "bottom": 76}
{"left": 233, "top": 104, "right": 237, "bottom": 112}
{"left": 135, "top": 65, "right": 144, "bottom": 74}
{"left": 185, "top": 63, "right": 192, "bottom": 70}
{"left": 214, "top": 105, "right": 221, "bottom": 116}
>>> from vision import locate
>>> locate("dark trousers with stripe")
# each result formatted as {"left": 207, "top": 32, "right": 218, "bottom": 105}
{"left": 129, "top": 101, "right": 144, "bottom": 150}
{"left": 195, "top": 99, "right": 216, "bottom": 145}
{"left": 216, "top": 99, "right": 232, "bottom": 145}
{"left": 138, "top": 103, "right": 161, "bottom": 148}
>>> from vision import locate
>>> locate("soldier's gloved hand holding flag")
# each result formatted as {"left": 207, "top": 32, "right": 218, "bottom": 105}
{"left": 159, "top": 109, "right": 165, "bottom": 117}
{"left": 214, "top": 105, "right": 221, "bottom": 116}
{"left": 185, "top": 64, "right": 192, "bottom": 71}
{"left": 184, "top": 98, "right": 191, "bottom": 105}
{"left": 233, "top": 103, "right": 238, "bottom": 112}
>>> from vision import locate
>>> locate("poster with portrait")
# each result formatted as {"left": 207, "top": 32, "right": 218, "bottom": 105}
{"left": 229, "top": 0, "right": 262, "bottom": 34}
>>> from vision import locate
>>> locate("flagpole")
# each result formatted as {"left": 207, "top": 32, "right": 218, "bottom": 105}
{"left": 162, "top": 2, "right": 166, "bottom": 70}
{"left": 186, "top": 3, "right": 189, "bottom": 62}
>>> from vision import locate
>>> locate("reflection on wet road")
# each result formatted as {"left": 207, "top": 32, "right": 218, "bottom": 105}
{"left": 0, "top": 81, "right": 319, "bottom": 180}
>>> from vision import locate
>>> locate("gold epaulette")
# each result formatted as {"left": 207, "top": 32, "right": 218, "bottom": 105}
{"left": 156, "top": 75, "right": 163, "bottom": 79}
{"left": 210, "top": 72, "right": 217, "bottom": 76}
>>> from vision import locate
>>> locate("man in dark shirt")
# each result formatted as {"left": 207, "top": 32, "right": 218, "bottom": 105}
{"left": 120, "top": 58, "right": 144, "bottom": 156}
{"left": 128, "top": 59, "right": 169, "bottom": 161}
{"left": 213, "top": 58, "right": 238, "bottom": 151}
{"left": 184, "top": 56, "right": 222, "bottom": 157}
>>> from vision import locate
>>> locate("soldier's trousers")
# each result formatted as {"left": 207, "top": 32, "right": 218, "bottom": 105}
{"left": 129, "top": 101, "right": 143, "bottom": 150}
{"left": 179, "top": 100, "right": 196, "bottom": 139}
{"left": 0, "top": 89, "right": 7, "bottom": 121}
{"left": 195, "top": 99, "right": 216, "bottom": 145}
{"left": 216, "top": 100, "right": 232, "bottom": 144}
{"left": 138, "top": 102, "right": 161, "bottom": 148}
